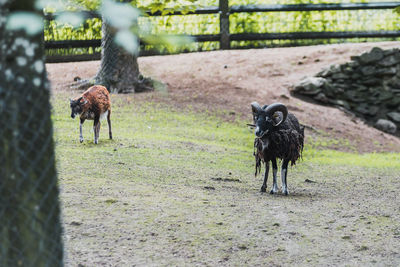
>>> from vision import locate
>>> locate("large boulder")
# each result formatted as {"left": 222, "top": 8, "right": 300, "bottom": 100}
{"left": 387, "top": 112, "right": 400, "bottom": 123}
{"left": 358, "top": 47, "right": 384, "bottom": 64}
{"left": 293, "top": 77, "right": 326, "bottom": 95}
{"left": 375, "top": 119, "right": 397, "bottom": 134}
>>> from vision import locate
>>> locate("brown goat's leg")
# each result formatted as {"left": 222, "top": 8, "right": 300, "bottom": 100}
{"left": 270, "top": 158, "right": 278, "bottom": 194}
{"left": 107, "top": 110, "right": 112, "bottom": 139}
{"left": 93, "top": 116, "right": 100, "bottom": 144}
{"left": 261, "top": 161, "right": 269, "bottom": 193}
{"left": 80, "top": 118, "right": 85, "bottom": 143}
{"left": 281, "top": 159, "right": 289, "bottom": 195}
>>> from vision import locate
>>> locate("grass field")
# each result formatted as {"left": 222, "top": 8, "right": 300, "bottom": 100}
{"left": 53, "top": 92, "right": 400, "bottom": 266}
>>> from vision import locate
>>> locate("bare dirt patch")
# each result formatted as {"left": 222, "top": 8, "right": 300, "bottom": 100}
{"left": 47, "top": 41, "right": 400, "bottom": 152}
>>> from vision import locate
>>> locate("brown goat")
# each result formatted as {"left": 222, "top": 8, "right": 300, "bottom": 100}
{"left": 70, "top": 85, "right": 112, "bottom": 144}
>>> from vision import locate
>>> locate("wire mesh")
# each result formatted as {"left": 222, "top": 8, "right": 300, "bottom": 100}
{"left": 0, "top": 6, "right": 64, "bottom": 266}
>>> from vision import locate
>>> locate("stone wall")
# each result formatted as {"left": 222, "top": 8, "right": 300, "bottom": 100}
{"left": 291, "top": 47, "right": 400, "bottom": 136}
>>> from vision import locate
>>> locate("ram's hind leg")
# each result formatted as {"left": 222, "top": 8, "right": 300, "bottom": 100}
{"left": 281, "top": 159, "right": 289, "bottom": 195}
{"left": 261, "top": 161, "right": 270, "bottom": 193}
{"left": 270, "top": 158, "right": 278, "bottom": 194}
{"left": 93, "top": 116, "right": 100, "bottom": 144}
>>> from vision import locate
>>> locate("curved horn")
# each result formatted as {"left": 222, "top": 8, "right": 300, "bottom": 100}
{"left": 251, "top": 102, "right": 262, "bottom": 113}
{"left": 264, "top": 102, "right": 288, "bottom": 127}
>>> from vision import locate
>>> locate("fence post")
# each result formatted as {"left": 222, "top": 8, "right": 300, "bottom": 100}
{"left": 219, "top": 0, "right": 230, "bottom": 49}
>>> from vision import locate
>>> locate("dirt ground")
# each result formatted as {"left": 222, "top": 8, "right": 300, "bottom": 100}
{"left": 47, "top": 41, "right": 400, "bottom": 153}
{"left": 47, "top": 42, "right": 400, "bottom": 266}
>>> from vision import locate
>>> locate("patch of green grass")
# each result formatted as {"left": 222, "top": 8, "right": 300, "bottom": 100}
{"left": 304, "top": 148, "right": 400, "bottom": 169}
{"left": 53, "top": 92, "right": 400, "bottom": 174}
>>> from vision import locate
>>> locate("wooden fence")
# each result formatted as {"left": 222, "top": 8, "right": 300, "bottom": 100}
{"left": 44, "top": 1, "right": 400, "bottom": 63}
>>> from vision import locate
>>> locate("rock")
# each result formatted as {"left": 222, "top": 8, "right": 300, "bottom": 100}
{"left": 378, "top": 91, "right": 393, "bottom": 102}
{"left": 353, "top": 84, "right": 368, "bottom": 92}
{"left": 347, "top": 61, "right": 360, "bottom": 68}
{"left": 361, "top": 78, "right": 381, "bottom": 86}
{"left": 386, "top": 98, "right": 400, "bottom": 108}
{"left": 332, "top": 73, "right": 350, "bottom": 80}
{"left": 388, "top": 77, "right": 400, "bottom": 88}
{"left": 383, "top": 48, "right": 399, "bottom": 56}
{"left": 375, "top": 119, "right": 397, "bottom": 134}
{"left": 293, "top": 47, "right": 400, "bottom": 135}
{"left": 322, "top": 83, "right": 335, "bottom": 97}
{"left": 344, "top": 90, "right": 357, "bottom": 100}
{"left": 360, "top": 66, "right": 376, "bottom": 76}
{"left": 330, "top": 99, "right": 350, "bottom": 110}
{"left": 359, "top": 47, "right": 384, "bottom": 64}
{"left": 354, "top": 103, "right": 380, "bottom": 116}
{"left": 314, "top": 92, "right": 329, "bottom": 103}
{"left": 351, "top": 73, "right": 362, "bottom": 80}
{"left": 352, "top": 96, "right": 368, "bottom": 103}
{"left": 329, "top": 64, "right": 341, "bottom": 74}
{"left": 355, "top": 105, "right": 369, "bottom": 115}
{"left": 342, "top": 65, "right": 354, "bottom": 74}
{"left": 330, "top": 85, "right": 345, "bottom": 94}
{"left": 316, "top": 67, "right": 331, "bottom": 78}
{"left": 387, "top": 112, "right": 400, "bottom": 122}
{"left": 368, "top": 106, "right": 379, "bottom": 116}
{"left": 294, "top": 77, "right": 326, "bottom": 95}
{"left": 378, "top": 53, "right": 400, "bottom": 67}
{"left": 375, "top": 67, "right": 397, "bottom": 76}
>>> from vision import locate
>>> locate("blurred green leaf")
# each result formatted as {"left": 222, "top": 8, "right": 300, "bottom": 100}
{"left": 115, "top": 30, "right": 139, "bottom": 54}
{"left": 56, "top": 12, "right": 84, "bottom": 28}
{"left": 101, "top": 0, "right": 140, "bottom": 29}
{"left": 35, "top": 0, "right": 66, "bottom": 11}
{"left": 7, "top": 12, "right": 43, "bottom": 35}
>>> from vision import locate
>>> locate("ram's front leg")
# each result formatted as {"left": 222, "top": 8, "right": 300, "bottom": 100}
{"left": 261, "top": 161, "right": 269, "bottom": 193}
{"left": 79, "top": 118, "right": 85, "bottom": 143}
{"left": 281, "top": 159, "right": 289, "bottom": 195}
{"left": 270, "top": 158, "right": 278, "bottom": 194}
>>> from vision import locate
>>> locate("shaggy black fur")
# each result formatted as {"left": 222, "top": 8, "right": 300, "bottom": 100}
{"left": 254, "top": 114, "right": 304, "bottom": 176}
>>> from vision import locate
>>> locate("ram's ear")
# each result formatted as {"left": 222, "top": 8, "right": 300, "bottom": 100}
{"left": 80, "top": 97, "right": 88, "bottom": 105}
{"left": 251, "top": 102, "right": 262, "bottom": 114}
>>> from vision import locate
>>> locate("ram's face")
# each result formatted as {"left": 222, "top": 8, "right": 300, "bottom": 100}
{"left": 251, "top": 102, "right": 288, "bottom": 151}
{"left": 253, "top": 111, "right": 274, "bottom": 138}
{"left": 70, "top": 98, "right": 83, "bottom": 119}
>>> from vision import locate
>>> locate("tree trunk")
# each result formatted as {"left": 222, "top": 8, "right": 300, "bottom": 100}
{"left": 93, "top": 18, "right": 153, "bottom": 93}
{"left": 0, "top": 1, "right": 64, "bottom": 266}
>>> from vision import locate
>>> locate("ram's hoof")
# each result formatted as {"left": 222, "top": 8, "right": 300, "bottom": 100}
{"left": 260, "top": 186, "right": 266, "bottom": 193}
{"left": 270, "top": 186, "right": 278, "bottom": 194}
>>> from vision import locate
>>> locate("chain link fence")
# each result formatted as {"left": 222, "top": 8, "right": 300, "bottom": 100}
{"left": 0, "top": 4, "right": 64, "bottom": 266}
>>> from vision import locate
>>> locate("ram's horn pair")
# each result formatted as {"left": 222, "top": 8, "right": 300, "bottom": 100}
{"left": 251, "top": 102, "right": 288, "bottom": 127}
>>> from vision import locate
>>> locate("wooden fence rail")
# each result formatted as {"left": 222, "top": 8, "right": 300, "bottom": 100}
{"left": 44, "top": 1, "right": 400, "bottom": 63}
